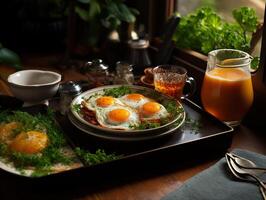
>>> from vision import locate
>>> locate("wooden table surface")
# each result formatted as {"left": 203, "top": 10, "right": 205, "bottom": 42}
{"left": 0, "top": 54, "right": 265, "bottom": 200}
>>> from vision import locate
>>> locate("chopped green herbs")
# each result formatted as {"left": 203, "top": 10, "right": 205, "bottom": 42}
{"left": 87, "top": 92, "right": 101, "bottom": 100}
{"left": 164, "top": 100, "right": 184, "bottom": 118}
{"left": 0, "top": 110, "right": 76, "bottom": 176}
{"left": 72, "top": 104, "right": 81, "bottom": 113}
{"left": 0, "top": 143, "right": 8, "bottom": 155}
{"left": 103, "top": 86, "right": 132, "bottom": 98}
{"left": 183, "top": 116, "right": 202, "bottom": 134}
{"left": 130, "top": 121, "right": 161, "bottom": 130}
{"left": 74, "top": 147, "right": 121, "bottom": 166}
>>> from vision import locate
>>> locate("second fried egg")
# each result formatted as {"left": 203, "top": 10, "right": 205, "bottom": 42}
{"left": 95, "top": 105, "right": 140, "bottom": 130}
{"left": 119, "top": 93, "right": 152, "bottom": 109}
{"left": 139, "top": 102, "right": 169, "bottom": 122}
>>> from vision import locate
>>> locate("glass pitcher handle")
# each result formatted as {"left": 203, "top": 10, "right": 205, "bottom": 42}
{"left": 181, "top": 76, "right": 196, "bottom": 99}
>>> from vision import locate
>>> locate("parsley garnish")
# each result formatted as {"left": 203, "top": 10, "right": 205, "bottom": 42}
{"left": 74, "top": 148, "right": 121, "bottom": 166}
{"left": 130, "top": 121, "right": 161, "bottom": 130}
{"left": 183, "top": 116, "right": 202, "bottom": 134}
{"left": 72, "top": 104, "right": 81, "bottom": 113}
{"left": 103, "top": 86, "right": 132, "bottom": 98}
{"left": 0, "top": 110, "right": 76, "bottom": 176}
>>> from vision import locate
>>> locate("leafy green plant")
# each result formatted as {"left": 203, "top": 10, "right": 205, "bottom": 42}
{"left": 75, "top": 0, "right": 139, "bottom": 46}
{"left": 75, "top": 0, "right": 139, "bottom": 30}
{"left": 173, "top": 7, "right": 258, "bottom": 54}
{"left": 0, "top": 43, "right": 21, "bottom": 69}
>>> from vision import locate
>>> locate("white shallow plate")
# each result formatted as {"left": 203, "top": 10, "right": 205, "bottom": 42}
{"left": 69, "top": 85, "right": 186, "bottom": 141}
{"left": 68, "top": 110, "right": 185, "bottom": 141}
{"left": 70, "top": 85, "right": 185, "bottom": 136}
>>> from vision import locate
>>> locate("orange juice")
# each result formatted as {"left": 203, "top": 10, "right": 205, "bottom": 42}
{"left": 201, "top": 67, "right": 253, "bottom": 122}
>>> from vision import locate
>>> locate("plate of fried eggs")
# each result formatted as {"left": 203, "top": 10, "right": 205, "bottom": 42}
{"left": 70, "top": 85, "right": 185, "bottom": 140}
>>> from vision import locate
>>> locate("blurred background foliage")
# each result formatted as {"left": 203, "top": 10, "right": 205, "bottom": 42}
{"left": 0, "top": 0, "right": 139, "bottom": 51}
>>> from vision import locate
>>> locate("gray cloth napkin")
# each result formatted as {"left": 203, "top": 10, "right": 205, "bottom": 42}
{"left": 162, "top": 149, "right": 266, "bottom": 200}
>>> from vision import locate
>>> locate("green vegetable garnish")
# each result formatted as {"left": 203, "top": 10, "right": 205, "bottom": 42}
{"left": 0, "top": 110, "right": 76, "bottom": 176}
{"left": 74, "top": 147, "right": 121, "bottom": 166}
{"left": 103, "top": 86, "right": 132, "bottom": 98}
{"left": 72, "top": 104, "right": 81, "bottom": 113}
{"left": 130, "top": 121, "right": 161, "bottom": 130}
{"left": 164, "top": 100, "right": 184, "bottom": 118}
{"left": 182, "top": 116, "right": 202, "bottom": 134}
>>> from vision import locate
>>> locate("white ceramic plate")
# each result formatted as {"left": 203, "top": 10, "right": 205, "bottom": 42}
{"left": 69, "top": 85, "right": 185, "bottom": 140}
{"left": 68, "top": 110, "right": 185, "bottom": 141}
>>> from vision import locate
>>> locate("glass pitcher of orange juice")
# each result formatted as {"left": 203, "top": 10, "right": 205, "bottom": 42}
{"left": 201, "top": 49, "right": 254, "bottom": 126}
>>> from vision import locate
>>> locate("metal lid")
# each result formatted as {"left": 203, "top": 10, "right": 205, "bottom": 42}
{"left": 128, "top": 39, "right": 149, "bottom": 49}
{"left": 59, "top": 81, "right": 82, "bottom": 95}
{"left": 85, "top": 59, "right": 109, "bottom": 71}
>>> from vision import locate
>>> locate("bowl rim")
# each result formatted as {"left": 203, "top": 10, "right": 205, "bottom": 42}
{"left": 7, "top": 70, "right": 61, "bottom": 87}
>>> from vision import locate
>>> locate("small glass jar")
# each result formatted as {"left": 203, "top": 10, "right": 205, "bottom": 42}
{"left": 113, "top": 61, "right": 134, "bottom": 85}
{"left": 59, "top": 81, "right": 82, "bottom": 115}
{"left": 83, "top": 59, "right": 110, "bottom": 86}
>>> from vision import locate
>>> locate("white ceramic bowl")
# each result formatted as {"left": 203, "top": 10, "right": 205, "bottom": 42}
{"left": 8, "top": 70, "right": 61, "bottom": 105}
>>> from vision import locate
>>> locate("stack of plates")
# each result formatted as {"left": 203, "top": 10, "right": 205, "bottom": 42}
{"left": 68, "top": 85, "right": 186, "bottom": 141}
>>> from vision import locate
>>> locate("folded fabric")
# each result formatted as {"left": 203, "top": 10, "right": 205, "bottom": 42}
{"left": 162, "top": 149, "right": 266, "bottom": 200}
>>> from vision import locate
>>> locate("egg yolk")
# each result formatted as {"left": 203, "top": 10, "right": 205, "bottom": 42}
{"left": 96, "top": 96, "right": 115, "bottom": 107}
{"left": 108, "top": 109, "right": 130, "bottom": 123}
{"left": 142, "top": 102, "right": 161, "bottom": 116}
{"left": 126, "top": 93, "right": 144, "bottom": 101}
{"left": 10, "top": 131, "right": 48, "bottom": 154}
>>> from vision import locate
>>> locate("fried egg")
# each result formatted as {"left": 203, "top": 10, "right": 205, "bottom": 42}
{"left": 139, "top": 102, "right": 169, "bottom": 122}
{"left": 83, "top": 95, "right": 124, "bottom": 111}
{"left": 95, "top": 105, "right": 140, "bottom": 130}
{"left": 10, "top": 131, "right": 49, "bottom": 154}
{"left": 119, "top": 93, "right": 152, "bottom": 109}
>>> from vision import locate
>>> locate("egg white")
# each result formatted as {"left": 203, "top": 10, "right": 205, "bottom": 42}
{"left": 95, "top": 105, "right": 140, "bottom": 130}
{"left": 119, "top": 94, "right": 153, "bottom": 109}
{"left": 139, "top": 103, "right": 169, "bottom": 122}
{"left": 83, "top": 94, "right": 124, "bottom": 111}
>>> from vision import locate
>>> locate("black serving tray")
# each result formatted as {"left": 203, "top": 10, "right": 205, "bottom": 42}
{"left": 0, "top": 96, "right": 234, "bottom": 182}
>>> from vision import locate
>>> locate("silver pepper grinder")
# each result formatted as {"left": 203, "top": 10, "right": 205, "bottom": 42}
{"left": 59, "top": 81, "right": 82, "bottom": 115}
